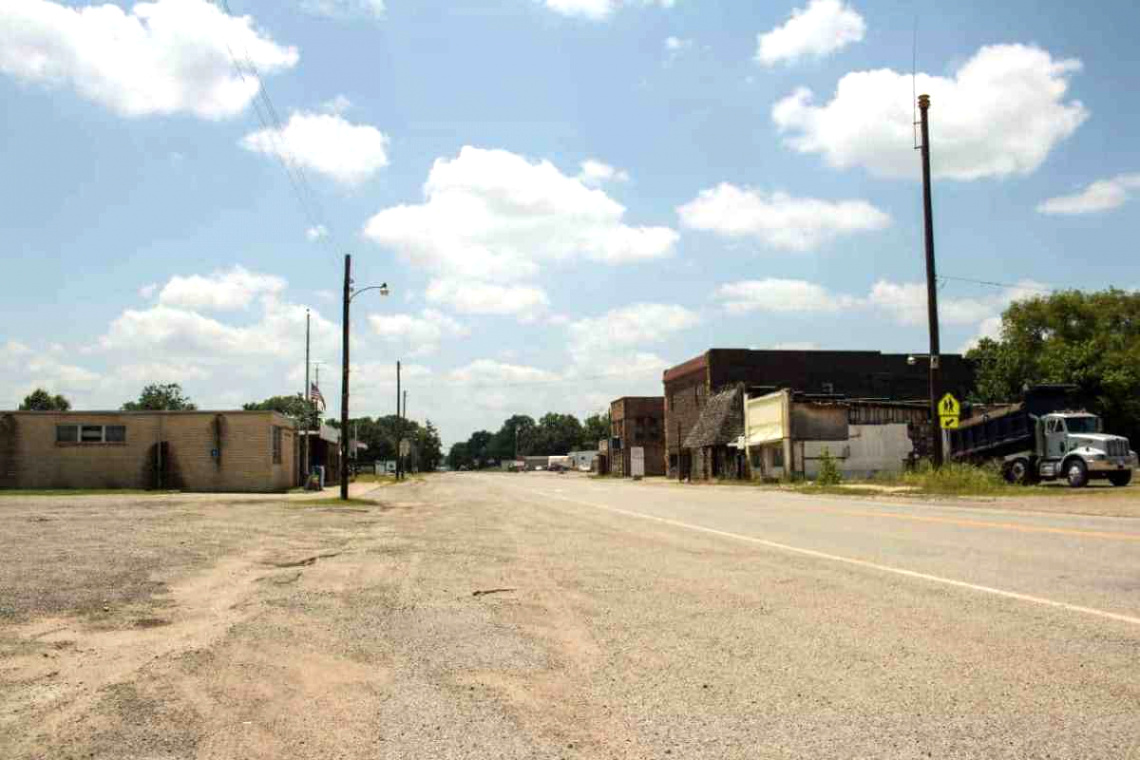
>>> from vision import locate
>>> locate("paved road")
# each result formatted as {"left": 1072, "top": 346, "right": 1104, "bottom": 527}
{"left": 3, "top": 475, "right": 1140, "bottom": 759}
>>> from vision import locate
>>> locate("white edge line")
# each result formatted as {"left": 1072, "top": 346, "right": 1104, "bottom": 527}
{"left": 506, "top": 481, "right": 1140, "bottom": 628}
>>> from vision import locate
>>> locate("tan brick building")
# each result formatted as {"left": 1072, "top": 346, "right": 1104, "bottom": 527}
{"left": 609, "top": 397, "right": 666, "bottom": 477}
{"left": 0, "top": 410, "right": 298, "bottom": 492}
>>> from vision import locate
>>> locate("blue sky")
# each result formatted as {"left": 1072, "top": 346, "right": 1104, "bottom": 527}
{"left": 2, "top": 0, "right": 1139, "bottom": 444}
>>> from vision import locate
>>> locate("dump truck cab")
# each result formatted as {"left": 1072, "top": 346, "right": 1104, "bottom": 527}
{"left": 1015, "top": 412, "right": 1137, "bottom": 487}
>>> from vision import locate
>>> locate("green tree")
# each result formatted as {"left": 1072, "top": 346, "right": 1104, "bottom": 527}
{"left": 967, "top": 288, "right": 1140, "bottom": 443}
{"left": 467, "top": 430, "right": 494, "bottom": 466}
{"left": 122, "top": 383, "right": 197, "bottom": 411}
{"left": 243, "top": 393, "right": 320, "bottom": 430}
{"left": 581, "top": 411, "right": 610, "bottom": 449}
{"left": 416, "top": 420, "right": 444, "bottom": 471}
{"left": 489, "top": 415, "right": 536, "bottom": 460}
{"left": 447, "top": 441, "right": 473, "bottom": 469}
{"left": 19, "top": 388, "right": 71, "bottom": 411}
{"left": 533, "top": 412, "right": 583, "bottom": 455}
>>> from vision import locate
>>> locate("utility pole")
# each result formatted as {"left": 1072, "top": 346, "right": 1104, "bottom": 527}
{"left": 340, "top": 254, "right": 351, "bottom": 500}
{"left": 918, "top": 93, "right": 944, "bottom": 468}
{"left": 303, "top": 309, "right": 310, "bottom": 484}
{"left": 403, "top": 390, "right": 409, "bottom": 474}
{"left": 395, "top": 360, "right": 402, "bottom": 481}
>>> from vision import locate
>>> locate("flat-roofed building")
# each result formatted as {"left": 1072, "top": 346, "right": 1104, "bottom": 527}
{"left": 0, "top": 410, "right": 298, "bottom": 492}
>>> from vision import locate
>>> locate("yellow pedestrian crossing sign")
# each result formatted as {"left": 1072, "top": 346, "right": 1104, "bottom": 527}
{"left": 939, "top": 393, "right": 960, "bottom": 429}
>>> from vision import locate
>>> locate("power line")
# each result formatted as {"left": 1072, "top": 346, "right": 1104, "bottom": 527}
{"left": 938, "top": 275, "right": 1055, "bottom": 293}
{"left": 213, "top": 1, "right": 339, "bottom": 261}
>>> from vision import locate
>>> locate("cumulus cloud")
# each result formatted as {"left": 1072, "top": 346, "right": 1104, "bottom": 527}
{"left": 367, "top": 309, "right": 469, "bottom": 357}
{"left": 424, "top": 279, "right": 551, "bottom": 320}
{"left": 0, "top": 0, "right": 298, "bottom": 120}
{"left": 1037, "top": 174, "right": 1140, "bottom": 215}
{"left": 567, "top": 303, "right": 700, "bottom": 365}
{"left": 543, "top": 0, "right": 675, "bottom": 22}
{"left": 364, "top": 146, "right": 675, "bottom": 320}
{"left": 756, "top": 0, "right": 865, "bottom": 66}
{"left": 677, "top": 183, "right": 890, "bottom": 251}
{"left": 716, "top": 279, "right": 858, "bottom": 313}
{"left": 578, "top": 159, "right": 630, "bottom": 186}
{"left": 241, "top": 112, "right": 390, "bottom": 186}
{"left": 300, "top": 0, "right": 385, "bottom": 19}
{"left": 715, "top": 278, "right": 1046, "bottom": 337}
{"left": 772, "top": 44, "right": 1087, "bottom": 180}
{"left": 156, "top": 266, "right": 286, "bottom": 311}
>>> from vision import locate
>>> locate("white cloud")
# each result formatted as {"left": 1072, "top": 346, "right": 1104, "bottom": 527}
{"left": 677, "top": 183, "right": 890, "bottom": 251}
{"left": 665, "top": 35, "right": 692, "bottom": 52}
{"left": 242, "top": 111, "right": 390, "bottom": 186}
{"left": 756, "top": 0, "right": 865, "bottom": 66}
{"left": 1037, "top": 174, "right": 1140, "bottom": 215}
{"left": 449, "top": 359, "right": 560, "bottom": 386}
{"left": 425, "top": 279, "right": 550, "bottom": 320}
{"left": 307, "top": 225, "right": 329, "bottom": 241}
{"left": 139, "top": 283, "right": 159, "bottom": 299}
{"left": 543, "top": 0, "right": 675, "bottom": 22}
{"left": 715, "top": 278, "right": 1047, "bottom": 338}
{"left": 578, "top": 159, "right": 630, "bottom": 186}
{"left": 157, "top": 266, "right": 285, "bottom": 311}
{"left": 364, "top": 146, "right": 676, "bottom": 320}
{"left": 771, "top": 341, "right": 820, "bottom": 350}
{"left": 772, "top": 44, "right": 1087, "bottom": 180}
{"left": 716, "top": 279, "right": 858, "bottom": 313}
{"left": 300, "top": 0, "right": 385, "bottom": 19}
{"left": 367, "top": 309, "right": 469, "bottom": 357}
{"left": 0, "top": 0, "right": 298, "bottom": 120}
{"left": 567, "top": 303, "right": 700, "bottom": 364}
{"left": 321, "top": 94, "right": 353, "bottom": 114}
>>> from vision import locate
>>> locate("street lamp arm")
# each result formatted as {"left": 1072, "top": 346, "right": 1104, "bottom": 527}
{"left": 349, "top": 283, "right": 389, "bottom": 303}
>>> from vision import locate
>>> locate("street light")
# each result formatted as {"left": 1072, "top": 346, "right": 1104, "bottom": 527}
{"left": 341, "top": 251, "right": 388, "bottom": 500}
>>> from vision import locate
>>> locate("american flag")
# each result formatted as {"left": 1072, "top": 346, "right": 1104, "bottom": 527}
{"left": 310, "top": 382, "right": 326, "bottom": 411}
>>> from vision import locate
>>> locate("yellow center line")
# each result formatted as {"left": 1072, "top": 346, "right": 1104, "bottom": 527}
{"left": 798, "top": 504, "right": 1140, "bottom": 542}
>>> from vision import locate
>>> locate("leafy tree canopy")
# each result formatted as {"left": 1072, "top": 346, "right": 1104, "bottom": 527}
{"left": 122, "top": 383, "right": 197, "bottom": 411}
{"left": 966, "top": 288, "right": 1140, "bottom": 443}
{"left": 19, "top": 388, "right": 71, "bottom": 411}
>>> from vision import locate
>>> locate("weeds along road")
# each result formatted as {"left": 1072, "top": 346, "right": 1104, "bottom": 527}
{"left": 2, "top": 474, "right": 1140, "bottom": 759}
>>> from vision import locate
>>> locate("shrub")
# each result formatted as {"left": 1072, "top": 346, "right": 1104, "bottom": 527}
{"left": 816, "top": 447, "right": 842, "bottom": 486}
{"left": 900, "top": 460, "right": 1006, "bottom": 495}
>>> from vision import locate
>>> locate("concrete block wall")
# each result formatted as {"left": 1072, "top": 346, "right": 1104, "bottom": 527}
{"left": 0, "top": 411, "right": 297, "bottom": 492}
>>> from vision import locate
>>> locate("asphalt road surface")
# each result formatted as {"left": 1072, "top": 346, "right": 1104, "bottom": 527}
{"left": 3, "top": 474, "right": 1140, "bottom": 759}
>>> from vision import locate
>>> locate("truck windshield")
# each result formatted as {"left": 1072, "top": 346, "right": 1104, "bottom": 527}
{"left": 1065, "top": 417, "right": 1099, "bottom": 434}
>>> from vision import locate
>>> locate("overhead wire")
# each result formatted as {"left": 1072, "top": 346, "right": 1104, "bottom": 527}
{"left": 213, "top": 0, "right": 340, "bottom": 262}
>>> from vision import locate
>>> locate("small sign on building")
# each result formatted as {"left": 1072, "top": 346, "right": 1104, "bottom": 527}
{"left": 630, "top": 446, "right": 645, "bottom": 479}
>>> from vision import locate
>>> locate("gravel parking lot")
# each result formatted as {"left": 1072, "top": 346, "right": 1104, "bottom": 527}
{"left": 2, "top": 475, "right": 1139, "bottom": 759}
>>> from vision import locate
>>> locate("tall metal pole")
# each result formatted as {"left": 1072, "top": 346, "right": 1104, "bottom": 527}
{"left": 303, "top": 309, "right": 310, "bottom": 483}
{"left": 918, "top": 94, "right": 943, "bottom": 468}
{"left": 396, "top": 360, "right": 402, "bottom": 481}
{"left": 340, "top": 254, "right": 351, "bottom": 500}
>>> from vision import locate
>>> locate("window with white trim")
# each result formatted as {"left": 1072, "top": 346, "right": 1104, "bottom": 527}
{"left": 56, "top": 424, "right": 126, "bottom": 444}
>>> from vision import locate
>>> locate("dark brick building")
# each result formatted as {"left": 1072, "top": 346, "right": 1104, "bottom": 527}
{"left": 610, "top": 397, "right": 666, "bottom": 477}
{"left": 663, "top": 349, "right": 975, "bottom": 479}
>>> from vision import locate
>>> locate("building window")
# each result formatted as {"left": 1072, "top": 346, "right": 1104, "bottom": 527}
{"left": 272, "top": 426, "right": 283, "bottom": 464}
{"left": 56, "top": 424, "right": 126, "bottom": 444}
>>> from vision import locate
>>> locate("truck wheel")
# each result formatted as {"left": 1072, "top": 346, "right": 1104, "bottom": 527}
{"left": 1108, "top": 470, "right": 1133, "bottom": 487}
{"left": 1064, "top": 458, "right": 1089, "bottom": 488}
{"left": 1004, "top": 458, "right": 1032, "bottom": 485}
